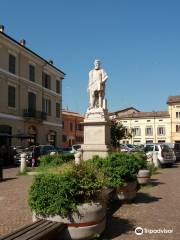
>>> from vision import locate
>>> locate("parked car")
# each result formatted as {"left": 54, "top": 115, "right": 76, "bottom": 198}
{"left": 144, "top": 144, "right": 176, "bottom": 167}
{"left": 13, "top": 145, "right": 57, "bottom": 166}
{"left": 173, "top": 143, "right": 180, "bottom": 161}
{"left": 71, "top": 144, "right": 81, "bottom": 153}
{"left": 62, "top": 147, "right": 73, "bottom": 154}
{"left": 13, "top": 146, "right": 33, "bottom": 166}
{"left": 120, "top": 144, "right": 136, "bottom": 152}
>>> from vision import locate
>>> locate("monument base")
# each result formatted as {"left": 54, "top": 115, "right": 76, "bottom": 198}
{"left": 82, "top": 108, "right": 111, "bottom": 161}
{"left": 82, "top": 143, "right": 110, "bottom": 161}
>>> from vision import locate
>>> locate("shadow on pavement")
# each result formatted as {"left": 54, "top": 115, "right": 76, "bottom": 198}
{"left": 149, "top": 178, "right": 165, "bottom": 187}
{"left": 101, "top": 216, "right": 135, "bottom": 239}
{"left": 107, "top": 199, "right": 122, "bottom": 216}
{"left": 133, "top": 192, "right": 162, "bottom": 204}
{"left": 1, "top": 177, "right": 17, "bottom": 182}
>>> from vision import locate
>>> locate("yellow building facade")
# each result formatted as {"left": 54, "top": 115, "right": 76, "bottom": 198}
{"left": 110, "top": 97, "right": 180, "bottom": 145}
{"left": 0, "top": 26, "right": 65, "bottom": 155}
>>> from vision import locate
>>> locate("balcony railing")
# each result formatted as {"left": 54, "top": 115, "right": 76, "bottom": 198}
{"left": 23, "top": 108, "right": 47, "bottom": 121}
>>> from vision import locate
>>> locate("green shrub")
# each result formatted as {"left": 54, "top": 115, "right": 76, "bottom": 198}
{"left": 29, "top": 173, "right": 78, "bottom": 216}
{"left": 40, "top": 153, "right": 74, "bottom": 167}
{"left": 129, "top": 152, "right": 148, "bottom": 170}
{"left": 86, "top": 152, "right": 148, "bottom": 188}
{"left": 104, "top": 153, "right": 138, "bottom": 187}
{"left": 29, "top": 163, "right": 103, "bottom": 216}
{"left": 147, "top": 163, "right": 158, "bottom": 176}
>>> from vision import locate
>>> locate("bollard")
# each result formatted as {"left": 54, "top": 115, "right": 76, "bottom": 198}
{"left": 153, "top": 151, "right": 160, "bottom": 167}
{"left": 20, "top": 152, "right": 27, "bottom": 173}
{"left": 74, "top": 150, "right": 83, "bottom": 165}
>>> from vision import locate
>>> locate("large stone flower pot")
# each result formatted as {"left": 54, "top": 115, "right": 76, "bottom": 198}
{"left": 33, "top": 202, "right": 106, "bottom": 240}
{"left": 116, "top": 181, "right": 137, "bottom": 201}
{"left": 137, "top": 169, "right": 150, "bottom": 184}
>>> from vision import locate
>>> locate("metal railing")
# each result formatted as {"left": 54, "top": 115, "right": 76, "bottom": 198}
{"left": 23, "top": 109, "right": 47, "bottom": 120}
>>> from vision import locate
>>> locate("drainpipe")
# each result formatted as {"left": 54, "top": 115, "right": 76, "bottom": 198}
{"left": 154, "top": 112, "right": 157, "bottom": 143}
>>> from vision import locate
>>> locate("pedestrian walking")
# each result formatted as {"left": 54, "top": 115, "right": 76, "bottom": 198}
{"left": 31, "top": 143, "right": 40, "bottom": 167}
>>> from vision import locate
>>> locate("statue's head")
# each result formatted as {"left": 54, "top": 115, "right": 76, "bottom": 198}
{"left": 94, "top": 59, "right": 101, "bottom": 70}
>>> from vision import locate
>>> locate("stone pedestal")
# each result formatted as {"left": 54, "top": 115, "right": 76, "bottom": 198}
{"left": 82, "top": 108, "right": 111, "bottom": 161}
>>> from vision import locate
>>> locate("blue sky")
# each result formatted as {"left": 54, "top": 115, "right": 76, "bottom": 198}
{"left": 1, "top": 0, "right": 180, "bottom": 114}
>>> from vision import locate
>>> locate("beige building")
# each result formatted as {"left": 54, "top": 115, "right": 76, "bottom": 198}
{"left": 0, "top": 25, "right": 65, "bottom": 158}
{"left": 110, "top": 97, "right": 180, "bottom": 145}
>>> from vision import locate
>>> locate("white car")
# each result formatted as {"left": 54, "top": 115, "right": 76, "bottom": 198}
{"left": 70, "top": 144, "right": 81, "bottom": 154}
{"left": 144, "top": 144, "right": 176, "bottom": 167}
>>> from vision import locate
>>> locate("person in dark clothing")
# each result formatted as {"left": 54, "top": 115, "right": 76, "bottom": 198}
{"left": 31, "top": 143, "right": 40, "bottom": 167}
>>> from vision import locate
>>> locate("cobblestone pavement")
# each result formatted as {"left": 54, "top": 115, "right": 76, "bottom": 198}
{"left": 104, "top": 162, "right": 180, "bottom": 240}
{"left": 0, "top": 167, "right": 33, "bottom": 236}
{"left": 0, "top": 163, "right": 180, "bottom": 239}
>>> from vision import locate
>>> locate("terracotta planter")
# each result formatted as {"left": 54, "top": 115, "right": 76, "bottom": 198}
{"left": 137, "top": 169, "right": 150, "bottom": 185}
{"left": 33, "top": 202, "right": 106, "bottom": 240}
{"left": 116, "top": 181, "right": 137, "bottom": 201}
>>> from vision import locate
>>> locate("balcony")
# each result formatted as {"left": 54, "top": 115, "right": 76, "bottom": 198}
{"left": 23, "top": 108, "right": 47, "bottom": 121}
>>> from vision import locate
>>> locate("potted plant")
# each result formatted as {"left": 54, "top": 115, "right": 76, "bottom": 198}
{"left": 105, "top": 153, "right": 139, "bottom": 201}
{"left": 29, "top": 163, "right": 106, "bottom": 240}
{"left": 132, "top": 152, "right": 151, "bottom": 185}
{"left": 87, "top": 153, "right": 139, "bottom": 202}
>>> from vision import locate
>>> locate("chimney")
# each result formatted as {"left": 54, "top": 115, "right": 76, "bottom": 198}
{"left": 49, "top": 60, "right": 53, "bottom": 65}
{"left": 20, "top": 39, "right": 26, "bottom": 46}
{"left": 0, "top": 25, "right": 5, "bottom": 33}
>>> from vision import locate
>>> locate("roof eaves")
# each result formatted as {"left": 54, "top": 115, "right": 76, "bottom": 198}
{"left": 0, "top": 31, "right": 65, "bottom": 76}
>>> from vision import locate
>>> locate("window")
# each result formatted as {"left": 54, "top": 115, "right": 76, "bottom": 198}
{"left": 146, "top": 140, "right": 153, "bottom": 144}
{"left": 8, "top": 85, "right": 16, "bottom": 107}
{"left": 134, "top": 120, "right": 138, "bottom": 122}
{"left": 56, "top": 80, "right": 60, "bottom": 93}
{"left": 132, "top": 127, "right": 141, "bottom": 136}
{"left": 145, "top": 127, "right": 153, "bottom": 136}
{"left": 29, "top": 65, "right": 35, "bottom": 82}
{"left": 42, "top": 73, "right": 51, "bottom": 89}
{"left": 147, "top": 120, "right": 151, "bottom": 122}
{"left": 28, "top": 92, "right": 36, "bottom": 110}
{"left": 176, "top": 112, "right": 180, "bottom": 118}
{"left": 176, "top": 125, "right": 180, "bottom": 132}
{"left": 43, "top": 98, "right": 51, "bottom": 115}
{"left": 157, "top": 127, "right": 165, "bottom": 136}
{"left": 56, "top": 103, "right": 60, "bottom": 118}
{"left": 63, "top": 135, "right": 67, "bottom": 142}
{"left": 70, "top": 122, "right": 73, "bottom": 131}
{"left": 159, "top": 119, "right": 163, "bottom": 122}
{"left": 62, "top": 121, "right": 64, "bottom": 129}
{"left": 9, "top": 54, "right": 16, "bottom": 74}
{"left": 76, "top": 123, "right": 83, "bottom": 131}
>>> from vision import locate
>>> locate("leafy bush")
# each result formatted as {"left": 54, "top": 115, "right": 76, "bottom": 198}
{"left": 86, "top": 152, "right": 148, "bottom": 188}
{"left": 29, "top": 163, "right": 103, "bottom": 216}
{"left": 29, "top": 173, "right": 77, "bottom": 216}
{"left": 40, "top": 153, "right": 74, "bottom": 167}
{"left": 147, "top": 163, "right": 158, "bottom": 176}
{"left": 129, "top": 152, "right": 148, "bottom": 170}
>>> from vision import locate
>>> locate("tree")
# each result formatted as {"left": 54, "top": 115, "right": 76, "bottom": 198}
{"left": 110, "top": 120, "right": 132, "bottom": 149}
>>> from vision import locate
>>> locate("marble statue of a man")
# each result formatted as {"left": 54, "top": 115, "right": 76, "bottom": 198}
{"left": 88, "top": 60, "right": 108, "bottom": 109}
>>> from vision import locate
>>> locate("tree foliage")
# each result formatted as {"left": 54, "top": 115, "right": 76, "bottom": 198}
{"left": 110, "top": 120, "right": 131, "bottom": 148}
